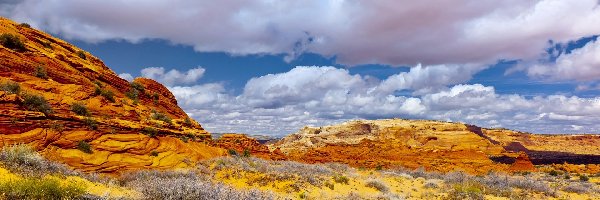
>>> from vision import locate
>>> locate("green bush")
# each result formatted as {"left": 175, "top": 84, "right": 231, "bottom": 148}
{"left": 151, "top": 110, "right": 172, "bottom": 125}
{"left": 77, "top": 50, "right": 86, "bottom": 59}
{"left": 22, "top": 93, "right": 52, "bottom": 115}
{"left": 142, "top": 127, "right": 158, "bottom": 137}
{"left": 243, "top": 149, "right": 251, "bottom": 157}
{"left": 365, "top": 178, "right": 389, "bottom": 192}
{"left": 34, "top": 66, "right": 48, "bottom": 79}
{"left": 447, "top": 184, "right": 484, "bottom": 200}
{"left": 152, "top": 93, "right": 159, "bottom": 104}
{"left": 126, "top": 88, "right": 139, "bottom": 100}
{"left": 0, "top": 33, "right": 26, "bottom": 51}
{"left": 579, "top": 175, "right": 589, "bottom": 182}
{"left": 0, "top": 177, "right": 86, "bottom": 199}
{"left": 150, "top": 151, "right": 159, "bottom": 157}
{"left": 83, "top": 117, "right": 98, "bottom": 130}
{"left": 333, "top": 175, "right": 349, "bottom": 184}
{"left": 324, "top": 181, "right": 335, "bottom": 190}
{"left": 183, "top": 117, "right": 193, "bottom": 126}
{"left": 18, "top": 23, "right": 31, "bottom": 28}
{"left": 549, "top": 170, "right": 559, "bottom": 176}
{"left": 0, "top": 81, "right": 20, "bottom": 94}
{"left": 77, "top": 140, "right": 93, "bottom": 154}
{"left": 94, "top": 86, "right": 115, "bottom": 102}
{"left": 228, "top": 149, "right": 238, "bottom": 156}
{"left": 130, "top": 82, "right": 145, "bottom": 94}
{"left": 71, "top": 102, "right": 89, "bottom": 116}
{"left": 42, "top": 41, "right": 53, "bottom": 49}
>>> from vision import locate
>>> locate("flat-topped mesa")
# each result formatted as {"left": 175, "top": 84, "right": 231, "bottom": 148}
{"left": 0, "top": 17, "right": 221, "bottom": 173}
{"left": 270, "top": 119, "right": 531, "bottom": 174}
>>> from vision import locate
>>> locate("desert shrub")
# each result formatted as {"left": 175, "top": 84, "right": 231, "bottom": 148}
{"left": 94, "top": 86, "right": 115, "bottom": 103}
{"left": 122, "top": 170, "right": 274, "bottom": 200}
{"left": 151, "top": 110, "right": 172, "bottom": 125}
{"left": 0, "top": 33, "right": 26, "bottom": 51}
{"left": 0, "top": 177, "right": 86, "bottom": 199}
{"left": 447, "top": 184, "right": 484, "bottom": 200}
{"left": 184, "top": 117, "right": 193, "bottom": 126}
{"left": 0, "top": 144, "right": 73, "bottom": 176}
{"left": 126, "top": 88, "right": 140, "bottom": 100}
{"left": 150, "top": 151, "right": 159, "bottom": 157}
{"left": 0, "top": 81, "right": 20, "bottom": 94}
{"left": 130, "top": 82, "right": 145, "bottom": 94}
{"left": 152, "top": 93, "right": 159, "bottom": 104}
{"left": 100, "top": 89, "right": 115, "bottom": 102}
{"left": 562, "top": 182, "right": 592, "bottom": 194}
{"left": 83, "top": 117, "right": 98, "bottom": 130}
{"left": 443, "top": 171, "right": 470, "bottom": 184}
{"left": 365, "top": 178, "right": 389, "bottom": 192}
{"left": 579, "top": 175, "right": 589, "bottom": 182}
{"left": 333, "top": 174, "right": 349, "bottom": 184}
{"left": 142, "top": 127, "right": 158, "bottom": 137}
{"left": 77, "top": 50, "right": 86, "bottom": 59}
{"left": 42, "top": 41, "right": 53, "bottom": 49}
{"left": 77, "top": 141, "right": 93, "bottom": 154}
{"left": 424, "top": 180, "right": 439, "bottom": 189}
{"left": 549, "top": 170, "right": 559, "bottom": 176}
{"left": 324, "top": 181, "right": 335, "bottom": 190}
{"left": 71, "top": 102, "right": 89, "bottom": 116}
{"left": 228, "top": 149, "right": 238, "bottom": 156}
{"left": 34, "top": 66, "right": 48, "bottom": 79}
{"left": 508, "top": 176, "right": 555, "bottom": 196}
{"left": 243, "top": 149, "right": 251, "bottom": 157}
{"left": 18, "top": 23, "right": 31, "bottom": 28}
{"left": 564, "top": 174, "right": 571, "bottom": 179}
{"left": 22, "top": 93, "right": 52, "bottom": 115}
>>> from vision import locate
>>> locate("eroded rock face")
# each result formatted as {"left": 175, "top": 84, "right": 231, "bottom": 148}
{"left": 270, "top": 119, "right": 525, "bottom": 174}
{"left": 0, "top": 17, "right": 223, "bottom": 173}
{"left": 215, "top": 134, "right": 287, "bottom": 160}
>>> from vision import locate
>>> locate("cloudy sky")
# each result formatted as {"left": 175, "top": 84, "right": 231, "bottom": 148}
{"left": 3, "top": 0, "right": 600, "bottom": 136}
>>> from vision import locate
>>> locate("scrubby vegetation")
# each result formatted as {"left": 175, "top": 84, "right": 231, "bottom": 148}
{"left": 34, "top": 66, "right": 48, "bottom": 79}
{"left": 77, "top": 50, "right": 86, "bottom": 59}
{"left": 1, "top": 144, "right": 599, "bottom": 199}
{"left": 22, "top": 93, "right": 52, "bottom": 115}
{"left": 0, "top": 81, "right": 20, "bottom": 94}
{"left": 94, "top": 84, "right": 115, "bottom": 103}
{"left": 121, "top": 171, "right": 274, "bottom": 200}
{"left": 77, "top": 141, "right": 93, "bottom": 154}
{"left": 142, "top": 127, "right": 158, "bottom": 137}
{"left": 0, "top": 176, "right": 86, "bottom": 199}
{"left": 151, "top": 110, "right": 172, "bottom": 125}
{"left": 18, "top": 23, "right": 31, "bottom": 28}
{"left": 0, "top": 33, "right": 26, "bottom": 51}
{"left": 71, "top": 102, "right": 90, "bottom": 116}
{"left": 84, "top": 117, "right": 98, "bottom": 130}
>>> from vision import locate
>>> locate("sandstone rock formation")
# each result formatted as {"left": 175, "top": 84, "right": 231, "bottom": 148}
{"left": 0, "top": 17, "right": 224, "bottom": 173}
{"left": 215, "top": 134, "right": 287, "bottom": 160}
{"left": 270, "top": 119, "right": 537, "bottom": 174}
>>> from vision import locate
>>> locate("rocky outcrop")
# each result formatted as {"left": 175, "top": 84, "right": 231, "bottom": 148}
{"left": 215, "top": 134, "right": 287, "bottom": 160}
{"left": 0, "top": 17, "right": 223, "bottom": 173}
{"left": 509, "top": 152, "right": 536, "bottom": 172}
{"left": 270, "top": 119, "right": 525, "bottom": 174}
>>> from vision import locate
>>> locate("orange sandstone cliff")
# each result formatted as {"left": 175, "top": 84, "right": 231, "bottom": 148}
{"left": 269, "top": 119, "right": 540, "bottom": 174}
{"left": 0, "top": 17, "right": 225, "bottom": 173}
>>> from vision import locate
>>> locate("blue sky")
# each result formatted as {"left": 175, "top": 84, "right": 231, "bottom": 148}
{"left": 3, "top": 0, "right": 600, "bottom": 135}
